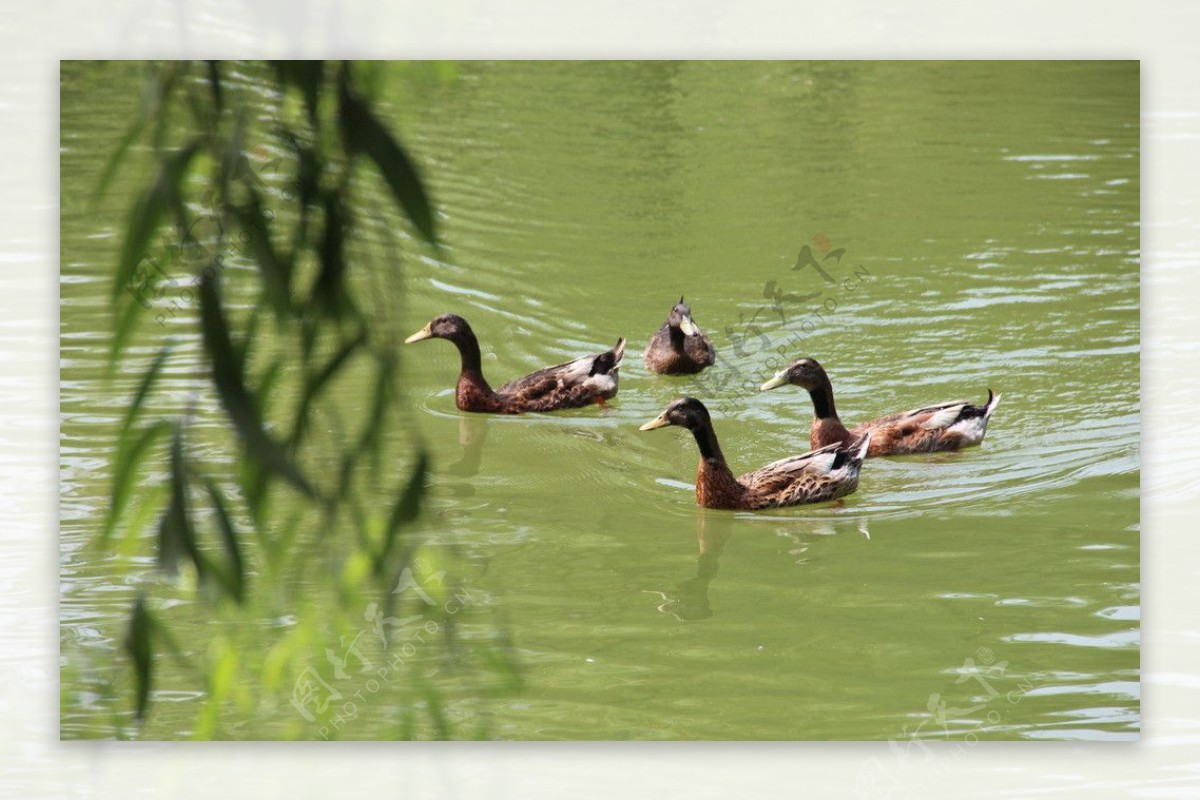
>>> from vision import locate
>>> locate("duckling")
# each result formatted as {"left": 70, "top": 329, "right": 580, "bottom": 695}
{"left": 405, "top": 313, "right": 625, "bottom": 413}
{"left": 643, "top": 297, "right": 716, "bottom": 374}
{"left": 639, "top": 397, "right": 870, "bottom": 510}
{"left": 760, "top": 357, "right": 1000, "bottom": 457}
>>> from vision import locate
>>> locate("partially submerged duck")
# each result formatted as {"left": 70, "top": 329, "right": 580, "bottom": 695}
{"left": 639, "top": 397, "right": 870, "bottom": 510}
{"left": 643, "top": 297, "right": 716, "bottom": 374}
{"left": 405, "top": 313, "right": 626, "bottom": 413}
{"left": 760, "top": 357, "right": 1000, "bottom": 457}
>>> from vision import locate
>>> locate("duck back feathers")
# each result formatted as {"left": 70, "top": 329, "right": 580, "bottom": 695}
{"left": 851, "top": 389, "right": 1000, "bottom": 455}
{"left": 496, "top": 337, "right": 626, "bottom": 412}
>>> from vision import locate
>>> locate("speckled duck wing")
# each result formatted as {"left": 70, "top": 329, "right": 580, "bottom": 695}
{"left": 737, "top": 436, "right": 870, "bottom": 509}
{"left": 851, "top": 390, "right": 1000, "bottom": 454}
{"left": 496, "top": 338, "right": 625, "bottom": 412}
{"left": 642, "top": 325, "right": 671, "bottom": 359}
{"left": 738, "top": 440, "right": 846, "bottom": 490}
{"left": 642, "top": 325, "right": 679, "bottom": 373}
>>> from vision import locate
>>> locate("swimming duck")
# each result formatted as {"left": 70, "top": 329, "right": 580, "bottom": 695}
{"left": 639, "top": 397, "right": 870, "bottom": 510}
{"left": 759, "top": 357, "right": 1000, "bottom": 457}
{"left": 405, "top": 313, "right": 626, "bottom": 414}
{"left": 643, "top": 297, "right": 716, "bottom": 374}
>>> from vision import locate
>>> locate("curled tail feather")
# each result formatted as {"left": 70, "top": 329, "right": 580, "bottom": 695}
{"left": 612, "top": 337, "right": 626, "bottom": 365}
{"left": 853, "top": 432, "right": 872, "bottom": 462}
{"left": 984, "top": 389, "right": 1001, "bottom": 419}
{"left": 832, "top": 433, "right": 871, "bottom": 469}
{"left": 589, "top": 338, "right": 627, "bottom": 377}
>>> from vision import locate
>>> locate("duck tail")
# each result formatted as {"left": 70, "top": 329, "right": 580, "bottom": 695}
{"left": 612, "top": 337, "right": 627, "bottom": 366}
{"left": 832, "top": 432, "right": 872, "bottom": 470}
{"left": 983, "top": 388, "right": 1001, "bottom": 420}
{"left": 591, "top": 338, "right": 626, "bottom": 377}
{"left": 852, "top": 432, "right": 872, "bottom": 463}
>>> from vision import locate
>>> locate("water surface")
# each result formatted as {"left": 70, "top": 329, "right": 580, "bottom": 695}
{"left": 60, "top": 60, "right": 1139, "bottom": 740}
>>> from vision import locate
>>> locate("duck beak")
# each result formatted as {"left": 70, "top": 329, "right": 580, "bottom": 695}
{"left": 679, "top": 314, "right": 700, "bottom": 337}
{"left": 639, "top": 412, "right": 672, "bottom": 431}
{"left": 760, "top": 370, "right": 790, "bottom": 391}
{"left": 404, "top": 323, "right": 433, "bottom": 344}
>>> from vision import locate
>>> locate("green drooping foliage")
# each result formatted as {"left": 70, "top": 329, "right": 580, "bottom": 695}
{"left": 101, "top": 60, "right": 518, "bottom": 739}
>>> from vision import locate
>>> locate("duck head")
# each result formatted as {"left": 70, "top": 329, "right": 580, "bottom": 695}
{"left": 405, "top": 313, "right": 473, "bottom": 344}
{"left": 667, "top": 296, "right": 700, "bottom": 337}
{"left": 760, "top": 357, "right": 828, "bottom": 392}
{"left": 639, "top": 397, "right": 712, "bottom": 432}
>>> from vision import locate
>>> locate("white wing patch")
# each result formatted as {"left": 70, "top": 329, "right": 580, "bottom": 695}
{"left": 919, "top": 404, "right": 967, "bottom": 430}
{"left": 948, "top": 413, "right": 991, "bottom": 444}
{"left": 753, "top": 442, "right": 842, "bottom": 477}
{"left": 583, "top": 371, "right": 618, "bottom": 396}
{"left": 559, "top": 355, "right": 595, "bottom": 382}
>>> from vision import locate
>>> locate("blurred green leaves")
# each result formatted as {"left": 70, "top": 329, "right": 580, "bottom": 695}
{"left": 102, "top": 343, "right": 173, "bottom": 545}
{"left": 204, "top": 479, "right": 246, "bottom": 604}
{"left": 113, "top": 139, "right": 201, "bottom": 305}
{"left": 198, "top": 270, "right": 316, "bottom": 500}
{"left": 375, "top": 450, "right": 429, "bottom": 579}
{"left": 156, "top": 424, "right": 199, "bottom": 577}
{"left": 125, "top": 595, "right": 154, "bottom": 720}
{"left": 337, "top": 65, "right": 438, "bottom": 245}
{"left": 101, "top": 61, "right": 498, "bottom": 735}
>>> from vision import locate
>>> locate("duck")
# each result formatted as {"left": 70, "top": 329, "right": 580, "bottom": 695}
{"left": 639, "top": 397, "right": 870, "bottom": 510}
{"left": 405, "top": 313, "right": 626, "bottom": 414}
{"left": 759, "top": 357, "right": 1000, "bottom": 457}
{"left": 643, "top": 297, "right": 716, "bottom": 374}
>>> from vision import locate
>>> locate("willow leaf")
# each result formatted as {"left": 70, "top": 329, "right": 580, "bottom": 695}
{"left": 291, "top": 326, "right": 367, "bottom": 446}
{"left": 312, "top": 191, "right": 348, "bottom": 317}
{"left": 276, "top": 61, "right": 324, "bottom": 126}
{"left": 205, "top": 60, "right": 223, "bottom": 113}
{"left": 232, "top": 186, "right": 291, "bottom": 316}
{"left": 205, "top": 479, "right": 245, "bottom": 604}
{"left": 157, "top": 424, "right": 201, "bottom": 578}
{"left": 337, "top": 71, "right": 437, "bottom": 245}
{"left": 113, "top": 139, "right": 202, "bottom": 303}
{"left": 94, "top": 63, "right": 181, "bottom": 205}
{"left": 102, "top": 419, "right": 170, "bottom": 546}
{"left": 126, "top": 595, "right": 154, "bottom": 719}
{"left": 198, "top": 271, "right": 316, "bottom": 499}
{"left": 94, "top": 114, "right": 149, "bottom": 207}
{"left": 118, "top": 343, "right": 173, "bottom": 443}
{"left": 374, "top": 450, "right": 429, "bottom": 575}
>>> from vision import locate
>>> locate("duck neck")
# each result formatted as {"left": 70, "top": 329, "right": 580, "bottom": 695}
{"left": 691, "top": 421, "right": 726, "bottom": 463}
{"left": 691, "top": 422, "right": 744, "bottom": 506}
{"left": 806, "top": 373, "right": 853, "bottom": 448}
{"left": 668, "top": 323, "right": 687, "bottom": 352}
{"left": 807, "top": 375, "right": 839, "bottom": 421}
{"left": 450, "top": 328, "right": 494, "bottom": 396}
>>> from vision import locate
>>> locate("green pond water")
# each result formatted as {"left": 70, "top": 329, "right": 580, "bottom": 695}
{"left": 60, "top": 61, "right": 1139, "bottom": 740}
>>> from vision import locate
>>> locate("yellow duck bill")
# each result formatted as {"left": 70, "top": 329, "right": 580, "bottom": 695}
{"left": 639, "top": 412, "right": 671, "bottom": 431}
{"left": 760, "top": 370, "right": 789, "bottom": 391}
{"left": 679, "top": 315, "right": 699, "bottom": 337}
{"left": 404, "top": 324, "right": 433, "bottom": 343}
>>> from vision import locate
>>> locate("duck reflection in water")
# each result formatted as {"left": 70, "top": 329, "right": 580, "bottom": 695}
{"left": 649, "top": 513, "right": 872, "bottom": 622}
{"left": 442, "top": 416, "right": 491, "bottom": 497}
{"left": 649, "top": 512, "right": 733, "bottom": 623}
{"left": 770, "top": 515, "right": 872, "bottom": 566}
